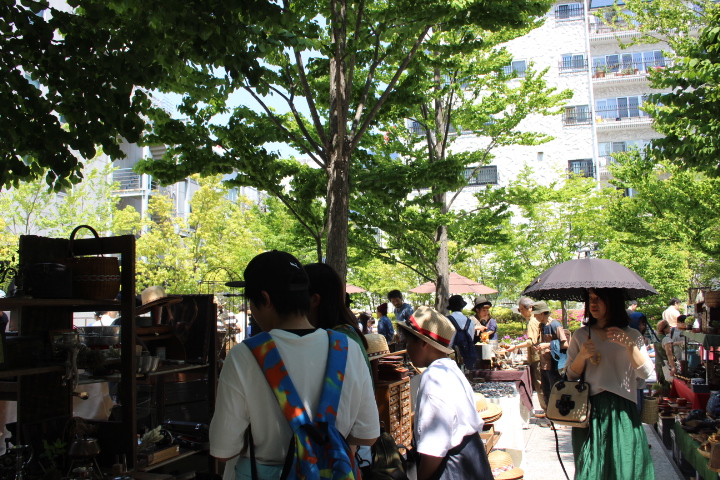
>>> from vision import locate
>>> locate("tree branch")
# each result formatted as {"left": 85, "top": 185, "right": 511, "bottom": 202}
{"left": 243, "top": 85, "right": 326, "bottom": 169}
{"left": 262, "top": 82, "right": 327, "bottom": 161}
{"left": 351, "top": 25, "right": 432, "bottom": 150}
{"left": 346, "top": 0, "right": 367, "bottom": 106}
{"left": 292, "top": 47, "right": 330, "bottom": 150}
{"left": 351, "top": 24, "right": 383, "bottom": 134}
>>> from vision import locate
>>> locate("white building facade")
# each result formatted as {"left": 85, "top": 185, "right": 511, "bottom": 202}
{"left": 451, "top": 0, "right": 670, "bottom": 210}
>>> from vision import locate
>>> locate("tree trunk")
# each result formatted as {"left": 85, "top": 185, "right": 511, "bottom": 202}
{"left": 325, "top": 0, "right": 350, "bottom": 281}
{"left": 434, "top": 221, "right": 450, "bottom": 314}
{"left": 561, "top": 300, "right": 568, "bottom": 329}
{"left": 325, "top": 152, "right": 350, "bottom": 280}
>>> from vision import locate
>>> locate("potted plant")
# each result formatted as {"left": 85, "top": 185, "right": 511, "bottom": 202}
{"left": 620, "top": 66, "right": 635, "bottom": 76}
{"left": 593, "top": 65, "right": 606, "bottom": 78}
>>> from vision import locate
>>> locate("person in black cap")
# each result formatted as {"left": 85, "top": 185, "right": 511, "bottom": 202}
{"left": 211, "top": 251, "right": 379, "bottom": 478}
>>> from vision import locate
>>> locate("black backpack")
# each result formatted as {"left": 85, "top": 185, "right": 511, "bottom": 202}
{"left": 358, "top": 427, "right": 408, "bottom": 480}
{"left": 447, "top": 314, "right": 478, "bottom": 369}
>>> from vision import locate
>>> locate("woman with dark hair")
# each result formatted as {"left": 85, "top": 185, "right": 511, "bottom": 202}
{"left": 566, "top": 288, "right": 654, "bottom": 479}
{"left": 304, "top": 263, "right": 371, "bottom": 374}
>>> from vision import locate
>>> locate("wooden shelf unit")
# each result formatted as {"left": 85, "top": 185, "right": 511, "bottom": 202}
{"left": 375, "top": 377, "right": 412, "bottom": 446}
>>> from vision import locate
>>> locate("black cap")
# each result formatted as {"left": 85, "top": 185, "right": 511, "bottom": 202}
{"left": 448, "top": 295, "right": 467, "bottom": 311}
{"left": 225, "top": 250, "right": 309, "bottom": 293}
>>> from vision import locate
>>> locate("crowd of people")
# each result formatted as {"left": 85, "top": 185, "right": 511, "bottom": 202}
{"left": 209, "top": 249, "right": 660, "bottom": 480}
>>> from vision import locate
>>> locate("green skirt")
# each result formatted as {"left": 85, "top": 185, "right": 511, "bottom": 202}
{"left": 571, "top": 391, "right": 654, "bottom": 480}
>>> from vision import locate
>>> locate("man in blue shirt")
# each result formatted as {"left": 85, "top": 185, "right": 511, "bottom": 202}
{"left": 388, "top": 290, "right": 413, "bottom": 324}
{"left": 376, "top": 303, "right": 395, "bottom": 343}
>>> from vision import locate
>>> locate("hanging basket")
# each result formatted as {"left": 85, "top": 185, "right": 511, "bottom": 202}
{"left": 60, "top": 225, "right": 121, "bottom": 300}
{"left": 641, "top": 396, "right": 659, "bottom": 424}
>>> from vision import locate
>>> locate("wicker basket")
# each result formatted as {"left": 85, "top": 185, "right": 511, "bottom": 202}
{"left": 707, "top": 291, "right": 720, "bottom": 308}
{"left": 61, "top": 225, "right": 120, "bottom": 300}
{"left": 641, "top": 396, "right": 659, "bottom": 424}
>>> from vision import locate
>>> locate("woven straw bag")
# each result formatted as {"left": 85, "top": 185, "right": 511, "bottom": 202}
{"left": 61, "top": 225, "right": 121, "bottom": 300}
{"left": 641, "top": 396, "right": 659, "bottom": 424}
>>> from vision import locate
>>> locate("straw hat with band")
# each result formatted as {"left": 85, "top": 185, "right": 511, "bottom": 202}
{"left": 487, "top": 450, "right": 524, "bottom": 480}
{"left": 365, "top": 333, "right": 390, "bottom": 359}
{"left": 396, "top": 306, "right": 456, "bottom": 354}
{"left": 474, "top": 392, "right": 503, "bottom": 423}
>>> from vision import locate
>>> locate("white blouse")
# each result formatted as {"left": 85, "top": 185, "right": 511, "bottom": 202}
{"left": 566, "top": 325, "right": 653, "bottom": 404}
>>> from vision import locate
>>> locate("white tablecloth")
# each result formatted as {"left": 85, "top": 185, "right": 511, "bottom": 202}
{"left": 484, "top": 383, "right": 531, "bottom": 452}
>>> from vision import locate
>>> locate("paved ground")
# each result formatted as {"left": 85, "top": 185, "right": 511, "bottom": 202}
{"left": 519, "top": 393, "right": 687, "bottom": 480}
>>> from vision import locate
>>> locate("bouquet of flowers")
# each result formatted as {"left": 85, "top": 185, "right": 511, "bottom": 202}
{"left": 499, "top": 335, "right": 513, "bottom": 347}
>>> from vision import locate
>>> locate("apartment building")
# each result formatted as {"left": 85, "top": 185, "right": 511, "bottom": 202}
{"left": 451, "top": 0, "right": 671, "bottom": 210}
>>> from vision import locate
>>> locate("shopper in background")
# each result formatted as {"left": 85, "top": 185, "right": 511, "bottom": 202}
{"left": 532, "top": 301, "right": 567, "bottom": 420}
{"left": 376, "top": 303, "right": 395, "bottom": 343}
{"left": 397, "top": 306, "right": 492, "bottom": 480}
{"left": 662, "top": 297, "right": 682, "bottom": 327}
{"left": 566, "top": 288, "right": 654, "bottom": 479}
{"left": 388, "top": 290, "right": 413, "bottom": 324}
{"left": 506, "top": 297, "right": 544, "bottom": 410}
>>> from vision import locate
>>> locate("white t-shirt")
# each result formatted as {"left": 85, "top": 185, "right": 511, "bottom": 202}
{"left": 662, "top": 306, "right": 680, "bottom": 327}
{"left": 566, "top": 326, "right": 653, "bottom": 404}
{"left": 414, "top": 357, "right": 483, "bottom": 458}
{"left": 209, "top": 329, "right": 379, "bottom": 464}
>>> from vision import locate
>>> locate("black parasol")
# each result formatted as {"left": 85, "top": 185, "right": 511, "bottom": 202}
{"left": 522, "top": 257, "right": 658, "bottom": 302}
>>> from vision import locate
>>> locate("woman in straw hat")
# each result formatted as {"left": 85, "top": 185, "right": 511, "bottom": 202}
{"left": 397, "top": 306, "right": 492, "bottom": 480}
{"left": 566, "top": 288, "right": 654, "bottom": 479}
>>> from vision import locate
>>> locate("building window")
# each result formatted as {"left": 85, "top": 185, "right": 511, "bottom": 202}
{"left": 562, "top": 105, "right": 591, "bottom": 126}
{"left": 596, "top": 96, "right": 648, "bottom": 120}
{"left": 465, "top": 166, "right": 498, "bottom": 186}
{"left": 560, "top": 54, "right": 587, "bottom": 72}
{"left": 502, "top": 60, "right": 527, "bottom": 77}
{"left": 556, "top": 3, "right": 584, "bottom": 20}
{"left": 568, "top": 159, "right": 594, "bottom": 178}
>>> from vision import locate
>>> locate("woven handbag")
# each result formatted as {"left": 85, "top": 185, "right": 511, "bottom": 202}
{"left": 61, "top": 225, "right": 121, "bottom": 300}
{"left": 546, "top": 330, "right": 592, "bottom": 428}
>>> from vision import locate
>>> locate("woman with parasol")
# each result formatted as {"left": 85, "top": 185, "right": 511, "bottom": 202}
{"left": 566, "top": 288, "right": 654, "bottom": 479}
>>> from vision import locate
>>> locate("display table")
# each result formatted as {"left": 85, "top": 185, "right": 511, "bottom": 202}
{"left": 471, "top": 367, "right": 534, "bottom": 413}
{"left": 683, "top": 331, "right": 720, "bottom": 349}
{"left": 483, "top": 383, "right": 530, "bottom": 452}
{"left": 673, "top": 422, "right": 718, "bottom": 480}
{"left": 671, "top": 378, "right": 711, "bottom": 410}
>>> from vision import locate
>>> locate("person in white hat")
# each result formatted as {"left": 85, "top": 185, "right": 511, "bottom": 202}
{"left": 397, "top": 306, "right": 492, "bottom": 480}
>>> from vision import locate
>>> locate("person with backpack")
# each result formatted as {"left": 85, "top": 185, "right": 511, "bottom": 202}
{"left": 210, "top": 250, "right": 379, "bottom": 480}
{"left": 446, "top": 295, "right": 478, "bottom": 370}
{"left": 397, "top": 306, "right": 493, "bottom": 480}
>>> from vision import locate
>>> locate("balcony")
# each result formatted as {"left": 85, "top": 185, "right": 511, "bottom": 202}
{"left": 597, "top": 156, "right": 614, "bottom": 180}
{"left": 589, "top": 20, "right": 642, "bottom": 43}
{"left": 113, "top": 168, "right": 158, "bottom": 196}
{"left": 592, "top": 60, "right": 672, "bottom": 84}
{"left": 594, "top": 107, "right": 652, "bottom": 130}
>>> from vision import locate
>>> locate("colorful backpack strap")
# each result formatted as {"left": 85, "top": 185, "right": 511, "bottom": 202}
{"left": 244, "top": 332, "right": 313, "bottom": 432}
{"left": 315, "top": 330, "right": 349, "bottom": 426}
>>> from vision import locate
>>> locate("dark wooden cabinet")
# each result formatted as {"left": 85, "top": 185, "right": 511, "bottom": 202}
{"left": 374, "top": 378, "right": 412, "bottom": 446}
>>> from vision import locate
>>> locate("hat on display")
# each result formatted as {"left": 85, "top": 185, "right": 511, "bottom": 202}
{"left": 225, "top": 250, "right": 309, "bottom": 293}
{"left": 531, "top": 301, "right": 550, "bottom": 314}
{"left": 487, "top": 450, "right": 524, "bottom": 480}
{"left": 365, "top": 334, "right": 390, "bottom": 359}
{"left": 473, "top": 295, "right": 492, "bottom": 309}
{"left": 474, "top": 392, "right": 503, "bottom": 423}
{"left": 396, "top": 306, "right": 456, "bottom": 354}
{"left": 448, "top": 295, "right": 467, "bottom": 311}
